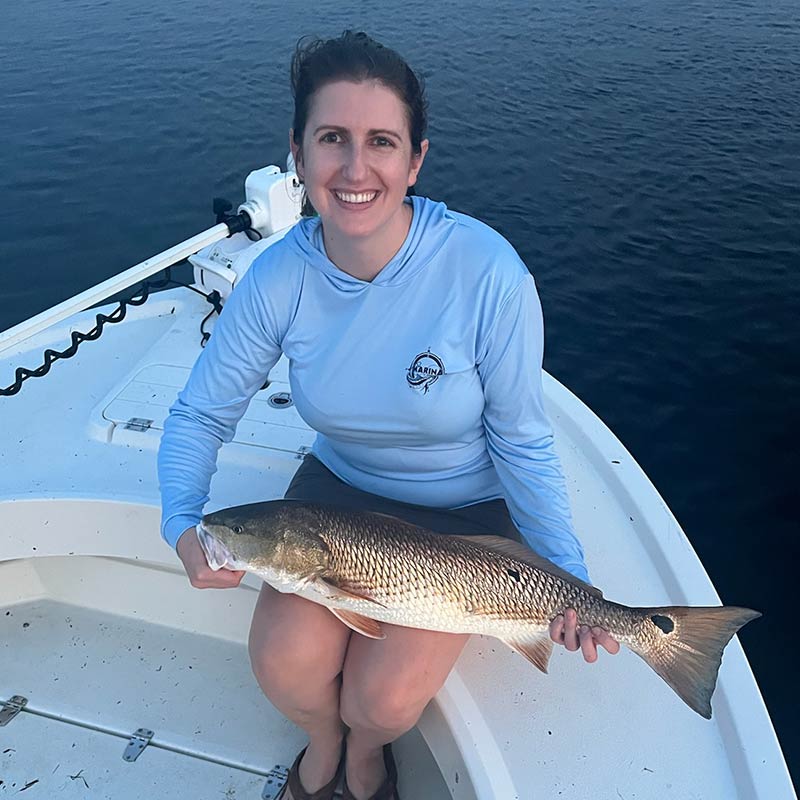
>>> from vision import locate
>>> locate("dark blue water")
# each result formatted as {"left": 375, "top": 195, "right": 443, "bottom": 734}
{"left": 2, "top": 0, "right": 798, "bottom": 786}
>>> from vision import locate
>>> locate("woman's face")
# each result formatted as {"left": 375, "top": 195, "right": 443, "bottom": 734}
{"left": 291, "top": 80, "right": 428, "bottom": 246}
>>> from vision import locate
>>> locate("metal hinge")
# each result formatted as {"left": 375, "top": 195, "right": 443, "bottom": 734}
{"left": 123, "top": 728, "right": 154, "bottom": 762}
{"left": 124, "top": 417, "right": 153, "bottom": 432}
{"left": 261, "top": 765, "right": 290, "bottom": 799}
{"left": 0, "top": 695, "right": 27, "bottom": 726}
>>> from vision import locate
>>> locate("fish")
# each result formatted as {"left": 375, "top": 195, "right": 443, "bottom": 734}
{"left": 197, "top": 499, "right": 760, "bottom": 719}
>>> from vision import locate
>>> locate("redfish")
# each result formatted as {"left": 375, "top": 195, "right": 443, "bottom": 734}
{"left": 198, "top": 500, "right": 759, "bottom": 718}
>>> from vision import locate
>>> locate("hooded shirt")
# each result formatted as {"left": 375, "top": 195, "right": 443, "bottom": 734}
{"left": 158, "top": 196, "right": 589, "bottom": 582}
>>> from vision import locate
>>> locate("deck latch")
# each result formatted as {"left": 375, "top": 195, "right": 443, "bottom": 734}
{"left": 261, "top": 765, "right": 290, "bottom": 799}
{"left": 0, "top": 695, "right": 27, "bottom": 727}
{"left": 123, "top": 728, "right": 154, "bottom": 762}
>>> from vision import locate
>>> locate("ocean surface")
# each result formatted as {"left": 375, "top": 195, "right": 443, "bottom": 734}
{"left": 2, "top": 0, "right": 798, "bottom": 788}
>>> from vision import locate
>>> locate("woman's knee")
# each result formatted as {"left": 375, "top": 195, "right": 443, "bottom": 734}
{"left": 339, "top": 673, "right": 427, "bottom": 735}
{"left": 339, "top": 627, "right": 470, "bottom": 735}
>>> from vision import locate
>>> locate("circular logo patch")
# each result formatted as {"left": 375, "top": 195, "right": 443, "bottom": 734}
{"left": 406, "top": 349, "right": 445, "bottom": 394}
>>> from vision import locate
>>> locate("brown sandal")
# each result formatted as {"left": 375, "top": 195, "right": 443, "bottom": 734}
{"left": 342, "top": 743, "right": 399, "bottom": 800}
{"left": 276, "top": 744, "right": 345, "bottom": 800}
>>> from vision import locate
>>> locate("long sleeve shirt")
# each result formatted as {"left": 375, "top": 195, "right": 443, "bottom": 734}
{"left": 157, "top": 196, "right": 589, "bottom": 582}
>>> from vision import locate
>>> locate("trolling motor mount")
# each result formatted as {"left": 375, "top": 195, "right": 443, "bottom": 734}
{"left": 213, "top": 197, "right": 253, "bottom": 236}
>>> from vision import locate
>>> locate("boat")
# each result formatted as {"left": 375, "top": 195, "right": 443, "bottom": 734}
{"left": 1, "top": 162, "right": 795, "bottom": 799}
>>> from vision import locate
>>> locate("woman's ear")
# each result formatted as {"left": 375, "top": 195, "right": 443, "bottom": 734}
{"left": 289, "top": 129, "right": 303, "bottom": 179}
{"left": 407, "top": 138, "right": 429, "bottom": 187}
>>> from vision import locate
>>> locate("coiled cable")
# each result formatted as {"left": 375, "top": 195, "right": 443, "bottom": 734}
{"left": 0, "top": 268, "right": 222, "bottom": 397}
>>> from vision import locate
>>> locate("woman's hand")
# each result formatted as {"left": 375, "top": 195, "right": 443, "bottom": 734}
{"left": 176, "top": 527, "right": 246, "bottom": 589}
{"left": 549, "top": 607, "right": 620, "bottom": 663}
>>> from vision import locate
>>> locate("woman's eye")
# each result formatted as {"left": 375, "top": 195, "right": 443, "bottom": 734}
{"left": 320, "top": 132, "right": 340, "bottom": 143}
{"left": 373, "top": 136, "right": 393, "bottom": 147}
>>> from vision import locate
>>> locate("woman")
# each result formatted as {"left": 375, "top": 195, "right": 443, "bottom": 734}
{"left": 158, "top": 31, "right": 619, "bottom": 800}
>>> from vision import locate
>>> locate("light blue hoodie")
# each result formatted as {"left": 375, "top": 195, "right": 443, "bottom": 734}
{"left": 158, "top": 196, "right": 589, "bottom": 582}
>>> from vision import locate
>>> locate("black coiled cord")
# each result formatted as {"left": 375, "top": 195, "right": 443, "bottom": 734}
{"left": 0, "top": 267, "right": 223, "bottom": 397}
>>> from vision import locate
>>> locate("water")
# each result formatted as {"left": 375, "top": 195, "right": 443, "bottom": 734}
{"left": 2, "top": 0, "right": 798, "bottom": 786}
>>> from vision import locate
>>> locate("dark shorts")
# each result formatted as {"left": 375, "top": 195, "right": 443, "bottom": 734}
{"left": 284, "top": 454, "right": 523, "bottom": 542}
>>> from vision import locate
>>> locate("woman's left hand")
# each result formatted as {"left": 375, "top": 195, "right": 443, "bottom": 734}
{"left": 549, "top": 607, "right": 621, "bottom": 663}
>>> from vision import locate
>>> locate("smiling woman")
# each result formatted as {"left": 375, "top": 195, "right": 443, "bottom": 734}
{"left": 157, "top": 29, "right": 618, "bottom": 800}
{"left": 289, "top": 35, "right": 429, "bottom": 282}
{"left": 290, "top": 80, "right": 427, "bottom": 282}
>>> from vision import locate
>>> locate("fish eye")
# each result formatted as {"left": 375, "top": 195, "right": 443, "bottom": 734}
{"left": 232, "top": 525, "right": 244, "bottom": 535}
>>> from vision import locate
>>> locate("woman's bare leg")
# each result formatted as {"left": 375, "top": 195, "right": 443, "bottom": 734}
{"left": 340, "top": 625, "right": 471, "bottom": 799}
{"left": 248, "top": 583, "right": 352, "bottom": 795}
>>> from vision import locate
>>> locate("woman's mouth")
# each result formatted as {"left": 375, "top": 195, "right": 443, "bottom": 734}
{"left": 332, "top": 190, "right": 379, "bottom": 208}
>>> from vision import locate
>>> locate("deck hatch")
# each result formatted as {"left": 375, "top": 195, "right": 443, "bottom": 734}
{"left": 102, "top": 363, "right": 314, "bottom": 453}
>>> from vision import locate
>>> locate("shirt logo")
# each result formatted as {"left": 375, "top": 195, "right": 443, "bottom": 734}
{"left": 406, "top": 349, "right": 445, "bottom": 394}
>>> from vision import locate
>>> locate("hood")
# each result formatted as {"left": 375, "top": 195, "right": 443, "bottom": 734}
{"left": 283, "top": 195, "right": 456, "bottom": 291}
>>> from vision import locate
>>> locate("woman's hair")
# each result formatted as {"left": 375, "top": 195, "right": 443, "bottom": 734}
{"left": 290, "top": 30, "right": 428, "bottom": 216}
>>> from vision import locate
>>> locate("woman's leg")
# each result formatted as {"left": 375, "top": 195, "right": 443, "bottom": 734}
{"left": 340, "top": 624, "right": 471, "bottom": 799}
{"left": 248, "top": 583, "right": 352, "bottom": 796}
{"left": 275, "top": 455, "right": 518, "bottom": 796}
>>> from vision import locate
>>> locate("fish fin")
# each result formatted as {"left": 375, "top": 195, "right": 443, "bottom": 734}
{"left": 318, "top": 577, "right": 387, "bottom": 607}
{"left": 328, "top": 607, "right": 386, "bottom": 640}
{"left": 504, "top": 634, "right": 554, "bottom": 674}
{"left": 631, "top": 605, "right": 761, "bottom": 719}
{"left": 454, "top": 535, "right": 603, "bottom": 599}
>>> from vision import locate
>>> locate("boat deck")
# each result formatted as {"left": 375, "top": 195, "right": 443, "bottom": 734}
{"left": 0, "top": 557, "right": 448, "bottom": 799}
{"left": 1, "top": 286, "right": 795, "bottom": 799}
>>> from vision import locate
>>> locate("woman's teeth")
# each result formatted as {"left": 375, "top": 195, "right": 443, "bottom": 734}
{"left": 334, "top": 191, "right": 377, "bottom": 204}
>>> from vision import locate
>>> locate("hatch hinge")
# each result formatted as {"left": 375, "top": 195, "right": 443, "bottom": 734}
{"left": 124, "top": 417, "right": 153, "bottom": 432}
{"left": 123, "top": 728, "right": 154, "bottom": 762}
{"left": 0, "top": 695, "right": 27, "bottom": 726}
{"left": 261, "top": 765, "right": 290, "bottom": 799}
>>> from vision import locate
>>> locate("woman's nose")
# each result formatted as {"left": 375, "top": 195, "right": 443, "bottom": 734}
{"left": 342, "top": 143, "right": 369, "bottom": 182}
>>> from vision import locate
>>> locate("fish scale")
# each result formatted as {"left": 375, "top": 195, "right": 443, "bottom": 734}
{"left": 199, "top": 500, "right": 761, "bottom": 718}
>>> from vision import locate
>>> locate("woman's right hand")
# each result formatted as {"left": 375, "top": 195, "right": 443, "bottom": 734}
{"left": 176, "top": 527, "right": 246, "bottom": 589}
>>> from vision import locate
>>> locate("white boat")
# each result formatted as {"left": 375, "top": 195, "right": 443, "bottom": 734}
{"left": 1, "top": 163, "right": 795, "bottom": 799}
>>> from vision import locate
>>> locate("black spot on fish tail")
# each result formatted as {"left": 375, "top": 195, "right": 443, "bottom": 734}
{"left": 651, "top": 614, "right": 675, "bottom": 634}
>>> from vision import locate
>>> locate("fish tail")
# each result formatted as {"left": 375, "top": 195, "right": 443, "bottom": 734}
{"left": 631, "top": 605, "right": 761, "bottom": 719}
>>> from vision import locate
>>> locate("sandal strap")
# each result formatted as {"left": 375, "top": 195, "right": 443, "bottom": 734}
{"left": 342, "top": 744, "right": 400, "bottom": 800}
{"left": 278, "top": 745, "right": 344, "bottom": 800}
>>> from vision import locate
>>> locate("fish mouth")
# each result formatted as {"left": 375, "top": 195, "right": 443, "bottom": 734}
{"left": 195, "top": 523, "right": 235, "bottom": 571}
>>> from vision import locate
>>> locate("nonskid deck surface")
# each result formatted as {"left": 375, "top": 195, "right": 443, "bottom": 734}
{"left": 0, "top": 713, "right": 268, "bottom": 799}
{"left": 0, "top": 557, "right": 451, "bottom": 799}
